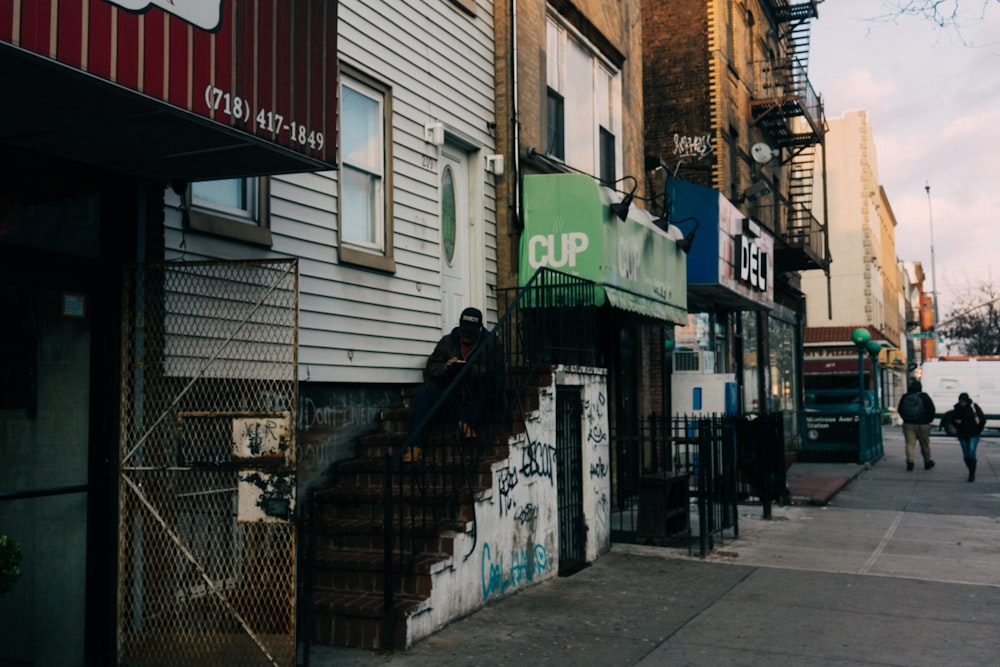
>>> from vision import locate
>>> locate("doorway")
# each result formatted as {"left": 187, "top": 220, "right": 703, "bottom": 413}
{"left": 439, "top": 143, "right": 482, "bottom": 332}
{"left": 556, "top": 387, "right": 585, "bottom": 574}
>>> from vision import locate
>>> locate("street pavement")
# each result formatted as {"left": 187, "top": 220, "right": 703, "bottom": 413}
{"left": 308, "top": 425, "right": 1000, "bottom": 666}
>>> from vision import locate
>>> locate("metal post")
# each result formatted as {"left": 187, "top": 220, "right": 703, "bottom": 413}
{"left": 925, "top": 184, "right": 939, "bottom": 345}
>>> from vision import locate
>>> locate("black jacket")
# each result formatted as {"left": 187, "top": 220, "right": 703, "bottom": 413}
{"left": 423, "top": 327, "right": 503, "bottom": 392}
{"left": 952, "top": 401, "right": 985, "bottom": 438}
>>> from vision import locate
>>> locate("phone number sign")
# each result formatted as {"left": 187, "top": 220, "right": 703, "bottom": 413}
{"left": 4, "top": 0, "right": 338, "bottom": 168}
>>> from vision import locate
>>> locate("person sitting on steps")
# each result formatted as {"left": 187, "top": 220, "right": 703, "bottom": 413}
{"left": 402, "top": 307, "right": 503, "bottom": 463}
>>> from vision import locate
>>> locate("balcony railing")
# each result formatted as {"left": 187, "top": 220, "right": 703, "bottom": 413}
{"left": 751, "top": 57, "right": 824, "bottom": 147}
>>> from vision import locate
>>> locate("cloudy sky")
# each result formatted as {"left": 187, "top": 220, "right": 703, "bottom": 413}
{"left": 808, "top": 0, "right": 1000, "bottom": 321}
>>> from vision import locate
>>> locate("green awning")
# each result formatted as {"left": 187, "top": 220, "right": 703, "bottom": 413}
{"left": 520, "top": 173, "right": 688, "bottom": 325}
{"left": 603, "top": 285, "right": 687, "bottom": 324}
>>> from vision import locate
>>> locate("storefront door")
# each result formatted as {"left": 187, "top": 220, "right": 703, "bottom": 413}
{"left": 0, "top": 279, "right": 94, "bottom": 666}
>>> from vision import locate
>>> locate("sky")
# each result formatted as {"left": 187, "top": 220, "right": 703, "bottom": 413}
{"left": 808, "top": 0, "right": 1000, "bottom": 322}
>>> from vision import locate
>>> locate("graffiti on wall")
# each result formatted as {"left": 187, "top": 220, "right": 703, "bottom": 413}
{"left": 496, "top": 465, "right": 519, "bottom": 518}
{"left": 673, "top": 133, "right": 713, "bottom": 159}
{"left": 295, "top": 386, "right": 398, "bottom": 471}
{"left": 481, "top": 542, "right": 549, "bottom": 600}
{"left": 520, "top": 441, "right": 556, "bottom": 482}
{"left": 585, "top": 391, "right": 607, "bottom": 444}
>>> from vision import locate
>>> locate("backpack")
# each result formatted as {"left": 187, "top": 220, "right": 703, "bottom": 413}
{"left": 899, "top": 393, "right": 923, "bottom": 422}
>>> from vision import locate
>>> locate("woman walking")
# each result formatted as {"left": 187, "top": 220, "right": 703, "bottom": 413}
{"left": 951, "top": 392, "right": 985, "bottom": 482}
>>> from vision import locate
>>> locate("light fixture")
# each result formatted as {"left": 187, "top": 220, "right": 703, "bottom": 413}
{"left": 485, "top": 154, "right": 504, "bottom": 176}
{"left": 738, "top": 180, "right": 771, "bottom": 203}
{"left": 423, "top": 121, "right": 445, "bottom": 146}
{"left": 674, "top": 218, "right": 699, "bottom": 254}
{"left": 851, "top": 328, "right": 871, "bottom": 348}
{"left": 610, "top": 182, "right": 637, "bottom": 221}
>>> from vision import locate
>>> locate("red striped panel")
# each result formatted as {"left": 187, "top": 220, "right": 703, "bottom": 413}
{"left": 273, "top": 2, "right": 291, "bottom": 148}
{"left": 142, "top": 9, "right": 166, "bottom": 98}
{"left": 191, "top": 16, "right": 213, "bottom": 115}
{"left": 56, "top": 0, "right": 84, "bottom": 68}
{"left": 0, "top": 0, "right": 14, "bottom": 43}
{"left": 87, "top": 0, "right": 113, "bottom": 79}
{"left": 167, "top": 19, "right": 190, "bottom": 110}
{"left": 308, "top": 0, "right": 325, "bottom": 157}
{"left": 324, "top": 5, "right": 337, "bottom": 163}
{"left": 18, "top": 0, "right": 53, "bottom": 55}
{"left": 256, "top": 0, "right": 275, "bottom": 139}
{"left": 116, "top": 9, "right": 140, "bottom": 88}
{"left": 232, "top": 0, "right": 253, "bottom": 129}
{"left": 291, "top": 2, "right": 309, "bottom": 151}
{"left": 213, "top": 0, "right": 234, "bottom": 116}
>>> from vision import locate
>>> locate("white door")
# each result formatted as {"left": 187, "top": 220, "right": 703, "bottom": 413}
{"left": 440, "top": 145, "right": 476, "bottom": 334}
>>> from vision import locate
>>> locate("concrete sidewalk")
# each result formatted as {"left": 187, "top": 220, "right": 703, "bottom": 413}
{"left": 308, "top": 425, "right": 1000, "bottom": 666}
{"left": 782, "top": 421, "right": 925, "bottom": 505}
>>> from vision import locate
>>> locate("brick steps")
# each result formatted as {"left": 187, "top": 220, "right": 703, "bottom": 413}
{"left": 307, "top": 367, "right": 550, "bottom": 650}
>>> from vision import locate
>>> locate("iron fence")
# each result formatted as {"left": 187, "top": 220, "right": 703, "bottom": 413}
{"left": 612, "top": 413, "right": 788, "bottom": 557}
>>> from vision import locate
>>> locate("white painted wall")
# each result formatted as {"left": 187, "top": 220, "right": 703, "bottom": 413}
{"left": 161, "top": 0, "right": 498, "bottom": 385}
{"left": 407, "top": 367, "right": 610, "bottom": 646}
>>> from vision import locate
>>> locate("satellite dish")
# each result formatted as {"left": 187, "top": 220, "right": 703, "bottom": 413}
{"left": 751, "top": 143, "right": 777, "bottom": 164}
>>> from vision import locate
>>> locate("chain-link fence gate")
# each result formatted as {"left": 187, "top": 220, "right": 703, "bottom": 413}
{"left": 118, "top": 259, "right": 298, "bottom": 667}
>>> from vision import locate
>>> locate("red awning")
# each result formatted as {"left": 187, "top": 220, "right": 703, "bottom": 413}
{"left": 1, "top": 0, "right": 338, "bottom": 182}
{"left": 804, "top": 358, "right": 872, "bottom": 376}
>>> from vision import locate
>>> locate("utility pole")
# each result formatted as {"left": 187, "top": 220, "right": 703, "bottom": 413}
{"left": 924, "top": 183, "right": 939, "bottom": 346}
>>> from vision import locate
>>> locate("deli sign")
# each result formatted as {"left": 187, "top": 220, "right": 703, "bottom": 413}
{"left": 737, "top": 218, "right": 767, "bottom": 291}
{"left": 1, "top": 0, "right": 338, "bottom": 170}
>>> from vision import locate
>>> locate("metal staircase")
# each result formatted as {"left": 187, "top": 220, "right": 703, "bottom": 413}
{"left": 753, "top": 0, "right": 828, "bottom": 272}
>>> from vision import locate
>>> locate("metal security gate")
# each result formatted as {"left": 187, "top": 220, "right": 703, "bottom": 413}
{"left": 556, "top": 387, "right": 585, "bottom": 574}
{"left": 118, "top": 260, "right": 298, "bottom": 667}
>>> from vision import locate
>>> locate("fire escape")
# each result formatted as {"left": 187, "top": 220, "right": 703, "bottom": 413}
{"left": 751, "top": 0, "right": 829, "bottom": 274}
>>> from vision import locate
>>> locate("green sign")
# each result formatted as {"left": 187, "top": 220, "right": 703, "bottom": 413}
{"left": 910, "top": 332, "right": 934, "bottom": 339}
{"left": 520, "top": 173, "right": 688, "bottom": 323}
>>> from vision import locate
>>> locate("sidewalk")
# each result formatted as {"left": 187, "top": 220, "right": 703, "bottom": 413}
{"left": 785, "top": 453, "right": 872, "bottom": 506}
{"left": 308, "top": 425, "right": 1000, "bottom": 666}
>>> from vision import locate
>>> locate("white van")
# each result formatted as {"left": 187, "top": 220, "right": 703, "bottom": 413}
{"left": 918, "top": 357, "right": 1000, "bottom": 434}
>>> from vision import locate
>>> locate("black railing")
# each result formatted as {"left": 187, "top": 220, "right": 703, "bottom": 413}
{"left": 613, "top": 413, "right": 787, "bottom": 557}
{"left": 381, "top": 268, "right": 598, "bottom": 648}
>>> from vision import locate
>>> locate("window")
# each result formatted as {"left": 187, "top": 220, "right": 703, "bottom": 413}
{"left": 546, "top": 17, "right": 622, "bottom": 179}
{"left": 338, "top": 66, "right": 395, "bottom": 272}
{"left": 186, "top": 177, "right": 271, "bottom": 245}
{"left": 546, "top": 87, "right": 565, "bottom": 159}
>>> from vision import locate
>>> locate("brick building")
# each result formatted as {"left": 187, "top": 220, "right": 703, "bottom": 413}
{"left": 642, "top": 0, "right": 830, "bottom": 449}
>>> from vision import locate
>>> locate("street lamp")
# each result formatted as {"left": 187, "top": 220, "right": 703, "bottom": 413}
{"left": 925, "top": 183, "right": 939, "bottom": 344}
{"left": 866, "top": 339, "right": 884, "bottom": 457}
{"left": 866, "top": 340, "right": 882, "bottom": 416}
{"left": 851, "top": 328, "right": 871, "bottom": 413}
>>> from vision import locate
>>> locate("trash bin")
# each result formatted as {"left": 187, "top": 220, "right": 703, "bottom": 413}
{"left": 636, "top": 473, "right": 690, "bottom": 544}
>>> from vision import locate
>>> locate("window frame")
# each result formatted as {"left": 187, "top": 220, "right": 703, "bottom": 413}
{"left": 545, "top": 15, "right": 622, "bottom": 180}
{"left": 337, "top": 64, "right": 396, "bottom": 273}
{"left": 185, "top": 177, "right": 272, "bottom": 246}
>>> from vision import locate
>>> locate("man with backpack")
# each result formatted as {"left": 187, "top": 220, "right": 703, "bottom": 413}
{"left": 897, "top": 380, "right": 936, "bottom": 471}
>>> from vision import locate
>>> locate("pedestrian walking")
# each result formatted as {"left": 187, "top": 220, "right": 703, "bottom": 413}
{"left": 897, "top": 379, "right": 936, "bottom": 471}
{"left": 950, "top": 392, "right": 985, "bottom": 482}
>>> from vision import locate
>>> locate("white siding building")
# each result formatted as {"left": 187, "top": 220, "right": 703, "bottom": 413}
{"left": 162, "top": 0, "right": 499, "bottom": 488}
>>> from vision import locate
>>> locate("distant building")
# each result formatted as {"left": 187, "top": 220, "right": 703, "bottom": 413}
{"left": 801, "top": 110, "right": 905, "bottom": 409}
